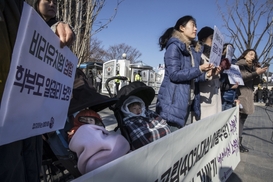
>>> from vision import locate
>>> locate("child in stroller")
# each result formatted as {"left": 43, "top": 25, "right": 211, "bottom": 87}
{"left": 121, "top": 96, "right": 171, "bottom": 150}
{"left": 112, "top": 81, "right": 171, "bottom": 150}
{"left": 67, "top": 109, "right": 130, "bottom": 174}
{"left": 42, "top": 68, "right": 123, "bottom": 180}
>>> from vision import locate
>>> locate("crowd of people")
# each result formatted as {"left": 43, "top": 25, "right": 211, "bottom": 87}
{"left": 155, "top": 15, "right": 268, "bottom": 152}
{"left": 254, "top": 84, "right": 273, "bottom": 106}
{"left": 0, "top": 0, "right": 271, "bottom": 180}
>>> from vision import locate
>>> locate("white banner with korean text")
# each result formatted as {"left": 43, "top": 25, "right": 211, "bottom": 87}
{"left": 73, "top": 106, "right": 240, "bottom": 182}
{"left": 0, "top": 3, "right": 78, "bottom": 145}
{"left": 224, "top": 65, "right": 244, "bottom": 86}
{"left": 209, "top": 26, "right": 224, "bottom": 67}
{"left": 225, "top": 44, "right": 235, "bottom": 63}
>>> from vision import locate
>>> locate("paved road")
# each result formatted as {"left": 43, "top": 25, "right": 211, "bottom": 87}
{"left": 98, "top": 97, "right": 273, "bottom": 182}
{"left": 227, "top": 103, "right": 273, "bottom": 182}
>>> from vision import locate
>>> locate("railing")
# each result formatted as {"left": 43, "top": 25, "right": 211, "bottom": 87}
{"left": 105, "top": 76, "right": 128, "bottom": 98}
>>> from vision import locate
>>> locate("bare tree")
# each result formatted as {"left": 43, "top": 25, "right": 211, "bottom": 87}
{"left": 105, "top": 43, "right": 142, "bottom": 63}
{"left": 26, "top": 0, "right": 124, "bottom": 65}
{"left": 56, "top": 0, "right": 124, "bottom": 66}
{"left": 216, "top": 0, "right": 273, "bottom": 64}
{"left": 89, "top": 37, "right": 107, "bottom": 63}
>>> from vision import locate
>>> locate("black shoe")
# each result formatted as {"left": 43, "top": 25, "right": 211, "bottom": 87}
{"left": 239, "top": 137, "right": 249, "bottom": 153}
{"left": 239, "top": 144, "right": 249, "bottom": 153}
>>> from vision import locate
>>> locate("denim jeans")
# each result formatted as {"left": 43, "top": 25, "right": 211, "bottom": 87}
{"left": 222, "top": 100, "right": 234, "bottom": 111}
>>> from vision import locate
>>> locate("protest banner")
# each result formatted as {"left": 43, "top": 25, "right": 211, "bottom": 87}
{"left": 0, "top": 3, "right": 78, "bottom": 145}
{"left": 225, "top": 44, "right": 235, "bottom": 63}
{"left": 209, "top": 26, "right": 224, "bottom": 67}
{"left": 223, "top": 65, "right": 244, "bottom": 85}
{"left": 73, "top": 106, "right": 240, "bottom": 182}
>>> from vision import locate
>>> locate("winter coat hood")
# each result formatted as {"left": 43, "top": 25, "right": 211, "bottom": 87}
{"left": 169, "top": 29, "right": 202, "bottom": 54}
{"left": 67, "top": 109, "right": 103, "bottom": 141}
{"left": 121, "top": 96, "right": 146, "bottom": 119}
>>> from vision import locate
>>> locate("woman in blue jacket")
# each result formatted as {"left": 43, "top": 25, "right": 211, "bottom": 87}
{"left": 156, "top": 15, "right": 213, "bottom": 130}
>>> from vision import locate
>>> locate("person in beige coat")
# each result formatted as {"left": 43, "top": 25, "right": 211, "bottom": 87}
{"left": 195, "top": 26, "right": 222, "bottom": 120}
{"left": 236, "top": 49, "right": 268, "bottom": 152}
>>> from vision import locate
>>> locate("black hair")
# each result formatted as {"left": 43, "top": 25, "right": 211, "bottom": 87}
{"left": 197, "top": 26, "right": 213, "bottom": 42}
{"left": 222, "top": 43, "right": 234, "bottom": 52}
{"left": 221, "top": 43, "right": 235, "bottom": 59}
{"left": 34, "top": 0, "right": 44, "bottom": 17}
{"left": 237, "top": 49, "right": 258, "bottom": 63}
{"left": 34, "top": 0, "right": 58, "bottom": 26}
{"left": 159, "top": 15, "right": 196, "bottom": 51}
{"left": 128, "top": 102, "right": 141, "bottom": 109}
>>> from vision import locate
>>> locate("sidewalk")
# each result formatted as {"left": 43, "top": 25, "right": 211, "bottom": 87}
{"left": 227, "top": 103, "right": 273, "bottom": 182}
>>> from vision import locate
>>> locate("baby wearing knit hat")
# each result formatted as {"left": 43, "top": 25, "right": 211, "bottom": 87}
{"left": 68, "top": 109, "right": 130, "bottom": 174}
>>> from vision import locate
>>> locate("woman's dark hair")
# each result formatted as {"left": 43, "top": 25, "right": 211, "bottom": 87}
{"left": 34, "top": 0, "right": 58, "bottom": 26}
{"left": 159, "top": 15, "right": 196, "bottom": 51}
{"left": 128, "top": 102, "right": 141, "bottom": 109}
{"left": 34, "top": 0, "right": 42, "bottom": 16}
{"left": 237, "top": 49, "right": 258, "bottom": 63}
{"left": 220, "top": 58, "right": 231, "bottom": 70}
{"left": 221, "top": 43, "right": 234, "bottom": 59}
{"left": 222, "top": 43, "right": 234, "bottom": 52}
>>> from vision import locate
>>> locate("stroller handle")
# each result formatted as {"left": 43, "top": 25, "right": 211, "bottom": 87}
{"left": 105, "top": 76, "right": 128, "bottom": 98}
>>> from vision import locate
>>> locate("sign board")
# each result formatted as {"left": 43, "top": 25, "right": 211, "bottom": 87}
{"left": 223, "top": 65, "right": 244, "bottom": 85}
{"left": 102, "top": 59, "right": 117, "bottom": 94}
{"left": 73, "top": 107, "right": 240, "bottom": 182}
{"left": 209, "top": 26, "right": 224, "bottom": 67}
{"left": 225, "top": 44, "right": 235, "bottom": 63}
{"left": 0, "top": 3, "right": 78, "bottom": 145}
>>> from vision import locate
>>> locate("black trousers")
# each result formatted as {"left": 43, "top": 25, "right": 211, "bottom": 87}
{"left": 239, "top": 113, "right": 248, "bottom": 137}
{"left": 0, "top": 136, "right": 43, "bottom": 182}
{"left": 115, "top": 82, "right": 120, "bottom": 93}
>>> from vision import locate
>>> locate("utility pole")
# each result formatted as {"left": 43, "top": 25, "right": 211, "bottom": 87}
{"left": 266, "top": 17, "right": 273, "bottom": 90}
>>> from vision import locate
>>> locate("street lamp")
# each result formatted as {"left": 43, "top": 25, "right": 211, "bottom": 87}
{"left": 265, "top": 63, "right": 273, "bottom": 90}
{"left": 265, "top": 17, "right": 273, "bottom": 90}
{"left": 122, "top": 53, "right": 127, "bottom": 59}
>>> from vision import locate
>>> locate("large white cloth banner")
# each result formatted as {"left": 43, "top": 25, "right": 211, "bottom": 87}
{"left": 73, "top": 107, "right": 240, "bottom": 182}
{"left": 0, "top": 3, "right": 78, "bottom": 145}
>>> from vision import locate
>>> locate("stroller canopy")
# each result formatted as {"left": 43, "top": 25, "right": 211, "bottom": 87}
{"left": 115, "top": 81, "right": 155, "bottom": 109}
{"left": 68, "top": 68, "right": 118, "bottom": 115}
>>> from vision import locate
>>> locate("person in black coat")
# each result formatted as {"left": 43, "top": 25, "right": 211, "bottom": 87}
{"left": 0, "top": 1, "right": 74, "bottom": 181}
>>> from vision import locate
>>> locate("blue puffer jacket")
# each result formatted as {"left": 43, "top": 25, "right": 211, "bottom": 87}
{"left": 156, "top": 31, "right": 205, "bottom": 128}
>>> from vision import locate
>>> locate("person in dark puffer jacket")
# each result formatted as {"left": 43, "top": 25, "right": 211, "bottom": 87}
{"left": 156, "top": 15, "right": 213, "bottom": 131}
